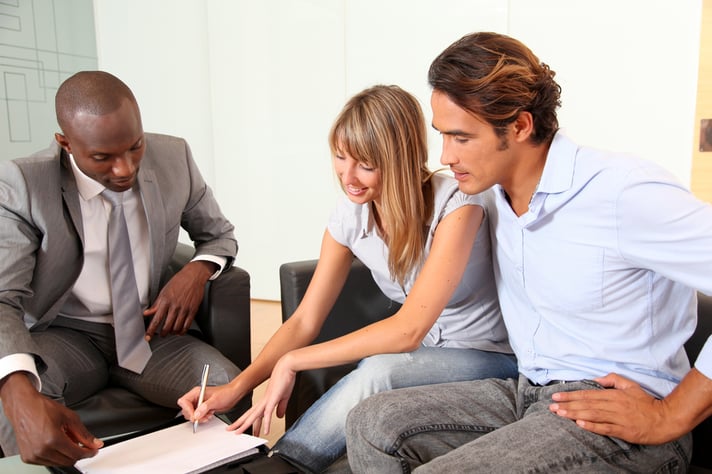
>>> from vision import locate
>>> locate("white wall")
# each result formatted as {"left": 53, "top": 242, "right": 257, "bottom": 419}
{"left": 93, "top": 0, "right": 702, "bottom": 300}
{"left": 93, "top": 0, "right": 215, "bottom": 183}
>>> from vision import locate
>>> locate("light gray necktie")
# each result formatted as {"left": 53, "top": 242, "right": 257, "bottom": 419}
{"left": 102, "top": 189, "right": 152, "bottom": 374}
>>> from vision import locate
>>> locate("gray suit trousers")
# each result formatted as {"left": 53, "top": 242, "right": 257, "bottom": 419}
{"left": 0, "top": 317, "right": 240, "bottom": 455}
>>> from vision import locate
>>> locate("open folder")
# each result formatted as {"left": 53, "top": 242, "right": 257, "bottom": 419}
{"left": 73, "top": 417, "right": 267, "bottom": 474}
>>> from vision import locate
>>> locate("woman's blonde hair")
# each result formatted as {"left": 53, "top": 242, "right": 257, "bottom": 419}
{"left": 329, "top": 85, "right": 433, "bottom": 286}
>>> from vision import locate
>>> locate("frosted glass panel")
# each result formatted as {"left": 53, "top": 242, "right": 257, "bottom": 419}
{"left": 0, "top": 0, "right": 97, "bottom": 160}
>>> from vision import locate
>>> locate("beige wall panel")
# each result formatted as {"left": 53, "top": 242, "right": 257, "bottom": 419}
{"left": 692, "top": 0, "right": 712, "bottom": 202}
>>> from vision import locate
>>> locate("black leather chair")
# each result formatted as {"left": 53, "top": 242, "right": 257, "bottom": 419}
{"left": 70, "top": 242, "right": 252, "bottom": 440}
{"left": 280, "top": 258, "right": 712, "bottom": 473}
{"left": 279, "top": 258, "right": 400, "bottom": 428}
{"left": 687, "top": 292, "right": 712, "bottom": 473}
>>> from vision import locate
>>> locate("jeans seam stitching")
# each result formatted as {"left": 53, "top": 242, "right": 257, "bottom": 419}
{"left": 397, "top": 423, "right": 493, "bottom": 440}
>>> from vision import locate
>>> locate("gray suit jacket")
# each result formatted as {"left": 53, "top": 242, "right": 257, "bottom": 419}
{"left": 0, "top": 133, "right": 237, "bottom": 371}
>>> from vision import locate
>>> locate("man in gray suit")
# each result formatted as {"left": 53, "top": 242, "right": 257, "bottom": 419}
{"left": 0, "top": 71, "right": 241, "bottom": 466}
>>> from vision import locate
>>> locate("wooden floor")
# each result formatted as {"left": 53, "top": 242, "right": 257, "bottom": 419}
{"left": 250, "top": 299, "right": 285, "bottom": 446}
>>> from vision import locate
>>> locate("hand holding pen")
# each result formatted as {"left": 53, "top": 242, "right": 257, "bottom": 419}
{"left": 193, "top": 364, "right": 210, "bottom": 433}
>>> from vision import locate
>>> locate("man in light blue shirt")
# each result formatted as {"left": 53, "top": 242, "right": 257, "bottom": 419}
{"left": 346, "top": 31, "right": 712, "bottom": 473}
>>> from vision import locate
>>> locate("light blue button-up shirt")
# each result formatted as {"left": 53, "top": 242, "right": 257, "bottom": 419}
{"left": 488, "top": 132, "right": 712, "bottom": 398}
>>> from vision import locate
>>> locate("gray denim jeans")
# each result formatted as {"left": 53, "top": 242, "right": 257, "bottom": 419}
{"left": 275, "top": 347, "right": 517, "bottom": 473}
{"left": 346, "top": 375, "right": 692, "bottom": 473}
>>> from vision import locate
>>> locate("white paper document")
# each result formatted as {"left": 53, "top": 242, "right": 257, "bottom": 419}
{"left": 74, "top": 417, "right": 267, "bottom": 474}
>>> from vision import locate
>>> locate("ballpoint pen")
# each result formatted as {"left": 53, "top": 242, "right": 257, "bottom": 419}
{"left": 193, "top": 363, "right": 210, "bottom": 434}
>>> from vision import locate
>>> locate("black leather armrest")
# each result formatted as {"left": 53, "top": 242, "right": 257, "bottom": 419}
{"left": 687, "top": 292, "right": 712, "bottom": 470}
{"left": 279, "top": 258, "right": 400, "bottom": 427}
{"left": 170, "top": 242, "right": 251, "bottom": 369}
{"left": 198, "top": 265, "right": 251, "bottom": 369}
{"left": 685, "top": 293, "right": 712, "bottom": 365}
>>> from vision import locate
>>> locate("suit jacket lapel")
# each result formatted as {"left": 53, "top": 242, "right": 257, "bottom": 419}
{"left": 60, "top": 152, "right": 84, "bottom": 245}
{"left": 137, "top": 165, "right": 165, "bottom": 302}
{"left": 33, "top": 150, "right": 86, "bottom": 330}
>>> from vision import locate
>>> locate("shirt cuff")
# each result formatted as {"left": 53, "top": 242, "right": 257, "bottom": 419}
{"left": 0, "top": 353, "right": 41, "bottom": 391}
{"left": 191, "top": 255, "right": 227, "bottom": 280}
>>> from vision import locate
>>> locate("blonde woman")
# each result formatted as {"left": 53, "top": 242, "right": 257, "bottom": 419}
{"left": 178, "top": 85, "right": 515, "bottom": 472}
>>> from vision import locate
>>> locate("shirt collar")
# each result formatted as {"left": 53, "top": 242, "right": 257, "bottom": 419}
{"left": 68, "top": 154, "right": 106, "bottom": 201}
{"left": 537, "top": 130, "right": 577, "bottom": 196}
{"left": 497, "top": 131, "right": 578, "bottom": 225}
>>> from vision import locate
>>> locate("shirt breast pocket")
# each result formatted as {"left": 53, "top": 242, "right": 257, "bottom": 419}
{"left": 525, "top": 245, "right": 604, "bottom": 313}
